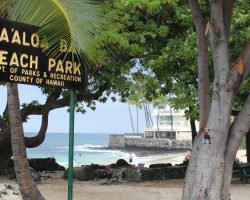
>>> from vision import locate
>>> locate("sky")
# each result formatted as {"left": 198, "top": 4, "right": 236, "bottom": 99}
{"left": 0, "top": 84, "right": 147, "bottom": 134}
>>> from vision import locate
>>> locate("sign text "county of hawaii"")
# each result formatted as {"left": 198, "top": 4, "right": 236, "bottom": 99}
{"left": 0, "top": 19, "right": 86, "bottom": 89}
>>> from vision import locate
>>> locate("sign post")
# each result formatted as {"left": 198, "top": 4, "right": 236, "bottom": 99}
{"left": 68, "top": 90, "right": 75, "bottom": 200}
{"left": 0, "top": 19, "right": 87, "bottom": 200}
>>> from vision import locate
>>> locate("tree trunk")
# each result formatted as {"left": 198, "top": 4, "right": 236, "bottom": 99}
{"left": 183, "top": 1, "right": 236, "bottom": 199}
{"left": 7, "top": 83, "right": 45, "bottom": 200}
{"left": 143, "top": 104, "right": 148, "bottom": 128}
{"left": 170, "top": 106, "right": 173, "bottom": 134}
{"left": 246, "top": 131, "right": 250, "bottom": 163}
{"left": 147, "top": 104, "right": 153, "bottom": 127}
{"left": 136, "top": 106, "right": 139, "bottom": 134}
{"left": 157, "top": 108, "right": 160, "bottom": 135}
{"left": 190, "top": 119, "right": 197, "bottom": 144}
{"left": 220, "top": 95, "right": 250, "bottom": 199}
{"left": 128, "top": 104, "right": 135, "bottom": 133}
{"left": 184, "top": 97, "right": 234, "bottom": 199}
{"left": 0, "top": 116, "right": 49, "bottom": 170}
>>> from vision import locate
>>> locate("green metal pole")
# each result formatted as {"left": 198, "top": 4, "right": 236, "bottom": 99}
{"left": 68, "top": 90, "right": 75, "bottom": 200}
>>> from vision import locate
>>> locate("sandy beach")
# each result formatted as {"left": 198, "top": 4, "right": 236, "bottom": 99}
{"left": 0, "top": 149, "right": 249, "bottom": 200}
{"left": 1, "top": 173, "right": 250, "bottom": 200}
{"left": 131, "top": 149, "right": 247, "bottom": 167}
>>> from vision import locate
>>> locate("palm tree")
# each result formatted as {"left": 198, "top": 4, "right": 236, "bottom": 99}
{"left": 1, "top": 0, "right": 111, "bottom": 199}
{"left": 152, "top": 94, "right": 168, "bottom": 138}
{"left": 128, "top": 104, "right": 135, "bottom": 133}
{"left": 7, "top": 83, "right": 45, "bottom": 200}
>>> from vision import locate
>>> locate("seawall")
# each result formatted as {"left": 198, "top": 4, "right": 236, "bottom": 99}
{"left": 109, "top": 135, "right": 192, "bottom": 150}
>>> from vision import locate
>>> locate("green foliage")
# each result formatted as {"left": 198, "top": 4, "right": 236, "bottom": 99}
{"left": 230, "top": 0, "right": 250, "bottom": 61}
{"left": 21, "top": 101, "right": 41, "bottom": 109}
{"left": 230, "top": 1, "right": 250, "bottom": 112}
{"left": 109, "top": 0, "right": 199, "bottom": 120}
{"left": 241, "top": 136, "right": 246, "bottom": 148}
{"left": 6, "top": 0, "right": 114, "bottom": 65}
{"left": 2, "top": 0, "right": 250, "bottom": 123}
{"left": 113, "top": 0, "right": 249, "bottom": 122}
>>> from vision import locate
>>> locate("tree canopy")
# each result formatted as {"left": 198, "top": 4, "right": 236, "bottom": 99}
{"left": 1, "top": 0, "right": 249, "bottom": 147}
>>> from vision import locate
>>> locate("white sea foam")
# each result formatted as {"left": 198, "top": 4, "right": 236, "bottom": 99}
{"left": 49, "top": 144, "right": 122, "bottom": 154}
{"left": 51, "top": 144, "right": 105, "bottom": 149}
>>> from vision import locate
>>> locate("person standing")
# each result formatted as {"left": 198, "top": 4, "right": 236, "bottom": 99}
{"left": 129, "top": 152, "right": 133, "bottom": 164}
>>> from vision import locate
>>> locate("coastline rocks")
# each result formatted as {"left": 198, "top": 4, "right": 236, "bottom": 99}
{"left": 141, "top": 166, "right": 187, "bottom": 181}
{"left": 123, "top": 165, "right": 187, "bottom": 182}
{"left": 103, "top": 168, "right": 127, "bottom": 185}
{"left": 64, "top": 160, "right": 187, "bottom": 184}
{"left": 124, "top": 168, "right": 142, "bottom": 182}
{"left": 0, "top": 158, "right": 64, "bottom": 177}
{"left": 64, "top": 162, "right": 133, "bottom": 181}
{"left": 149, "top": 163, "right": 172, "bottom": 168}
{"left": 64, "top": 166, "right": 95, "bottom": 181}
{"left": 115, "top": 159, "right": 130, "bottom": 167}
{"left": 28, "top": 158, "right": 65, "bottom": 172}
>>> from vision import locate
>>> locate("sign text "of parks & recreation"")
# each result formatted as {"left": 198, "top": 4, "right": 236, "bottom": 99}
{"left": 0, "top": 19, "right": 85, "bottom": 89}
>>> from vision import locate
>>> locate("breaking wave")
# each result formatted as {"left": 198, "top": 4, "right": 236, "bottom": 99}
{"left": 49, "top": 144, "right": 117, "bottom": 153}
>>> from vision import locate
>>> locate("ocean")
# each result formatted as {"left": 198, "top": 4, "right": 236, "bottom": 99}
{"left": 25, "top": 132, "right": 130, "bottom": 167}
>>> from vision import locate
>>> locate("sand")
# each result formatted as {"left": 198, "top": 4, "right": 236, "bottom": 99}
{"left": 134, "top": 149, "right": 247, "bottom": 167}
{"left": 1, "top": 173, "right": 250, "bottom": 200}
{"left": 38, "top": 178, "right": 250, "bottom": 200}
{"left": 0, "top": 149, "right": 249, "bottom": 200}
{"left": 135, "top": 152, "right": 185, "bottom": 167}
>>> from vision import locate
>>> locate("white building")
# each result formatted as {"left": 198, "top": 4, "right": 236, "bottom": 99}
{"left": 144, "top": 105, "right": 197, "bottom": 140}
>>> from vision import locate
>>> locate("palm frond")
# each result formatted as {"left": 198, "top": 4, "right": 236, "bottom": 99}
{"left": 5, "top": 0, "right": 113, "bottom": 66}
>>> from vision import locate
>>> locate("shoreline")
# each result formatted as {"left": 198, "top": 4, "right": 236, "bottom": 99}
{"left": 76, "top": 148, "right": 247, "bottom": 167}
{"left": 27, "top": 147, "right": 248, "bottom": 168}
{"left": 61, "top": 148, "right": 248, "bottom": 168}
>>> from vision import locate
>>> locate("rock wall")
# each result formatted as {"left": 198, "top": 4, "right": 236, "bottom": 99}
{"left": 176, "top": 131, "right": 192, "bottom": 140}
{"left": 125, "top": 138, "right": 191, "bottom": 150}
{"left": 64, "top": 162, "right": 188, "bottom": 183}
{"left": 108, "top": 135, "right": 125, "bottom": 148}
{"left": 108, "top": 135, "right": 192, "bottom": 150}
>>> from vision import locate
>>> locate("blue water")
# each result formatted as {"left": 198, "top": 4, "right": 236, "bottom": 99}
{"left": 25, "top": 132, "right": 129, "bottom": 167}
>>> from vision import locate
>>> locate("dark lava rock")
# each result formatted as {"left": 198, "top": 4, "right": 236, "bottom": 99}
{"left": 93, "top": 169, "right": 108, "bottom": 179}
{"left": 64, "top": 166, "right": 95, "bottom": 181}
{"left": 90, "top": 164, "right": 108, "bottom": 170}
{"left": 149, "top": 163, "right": 172, "bottom": 168}
{"left": 140, "top": 166, "right": 187, "bottom": 181}
{"left": 124, "top": 168, "right": 142, "bottom": 182}
{"left": 4, "top": 183, "right": 13, "bottom": 190}
{"left": 115, "top": 159, "right": 130, "bottom": 167}
{"left": 28, "top": 158, "right": 65, "bottom": 172}
{"left": 108, "top": 163, "right": 117, "bottom": 168}
{"left": 112, "top": 168, "right": 126, "bottom": 178}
